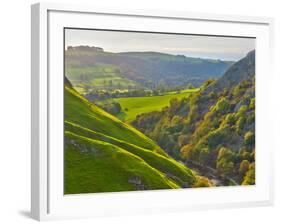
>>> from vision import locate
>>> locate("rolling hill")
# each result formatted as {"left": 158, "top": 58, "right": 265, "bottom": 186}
{"left": 65, "top": 46, "right": 234, "bottom": 93}
{"left": 64, "top": 77, "right": 199, "bottom": 194}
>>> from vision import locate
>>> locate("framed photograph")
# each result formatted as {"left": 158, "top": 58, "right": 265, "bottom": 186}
{"left": 31, "top": 2, "right": 274, "bottom": 221}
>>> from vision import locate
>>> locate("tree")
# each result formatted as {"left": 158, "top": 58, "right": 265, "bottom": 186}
{"left": 216, "top": 147, "right": 234, "bottom": 176}
{"left": 180, "top": 144, "right": 193, "bottom": 160}
{"left": 208, "top": 91, "right": 216, "bottom": 99}
{"left": 102, "top": 102, "right": 122, "bottom": 115}
{"left": 249, "top": 98, "right": 255, "bottom": 110}
{"left": 199, "top": 147, "right": 209, "bottom": 165}
{"left": 237, "top": 105, "right": 248, "bottom": 116}
{"left": 169, "top": 98, "right": 180, "bottom": 113}
{"left": 244, "top": 131, "right": 255, "bottom": 147}
{"left": 213, "top": 97, "right": 230, "bottom": 114}
{"left": 220, "top": 113, "right": 236, "bottom": 128}
{"left": 216, "top": 158, "right": 234, "bottom": 176}
{"left": 235, "top": 116, "right": 246, "bottom": 134}
{"left": 152, "top": 90, "right": 159, "bottom": 96}
{"left": 242, "top": 162, "right": 255, "bottom": 185}
{"left": 178, "top": 135, "right": 189, "bottom": 147}
{"left": 204, "top": 129, "right": 225, "bottom": 148}
{"left": 192, "top": 176, "right": 212, "bottom": 188}
{"left": 217, "top": 147, "right": 233, "bottom": 161}
{"left": 202, "top": 79, "right": 215, "bottom": 88}
{"left": 239, "top": 160, "right": 250, "bottom": 177}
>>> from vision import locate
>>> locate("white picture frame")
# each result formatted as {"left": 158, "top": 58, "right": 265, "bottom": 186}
{"left": 31, "top": 2, "right": 274, "bottom": 221}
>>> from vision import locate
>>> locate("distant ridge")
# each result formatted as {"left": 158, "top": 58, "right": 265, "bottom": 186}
{"left": 67, "top": 45, "right": 104, "bottom": 52}
{"left": 65, "top": 46, "right": 234, "bottom": 88}
{"left": 205, "top": 50, "right": 255, "bottom": 93}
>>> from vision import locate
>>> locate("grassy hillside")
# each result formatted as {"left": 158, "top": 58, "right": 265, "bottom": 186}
{"left": 65, "top": 46, "right": 234, "bottom": 92}
{"left": 66, "top": 65, "right": 138, "bottom": 94}
{"left": 64, "top": 81, "right": 198, "bottom": 194}
{"left": 65, "top": 85, "right": 163, "bottom": 154}
{"left": 65, "top": 132, "right": 179, "bottom": 194}
{"left": 99, "top": 89, "right": 199, "bottom": 122}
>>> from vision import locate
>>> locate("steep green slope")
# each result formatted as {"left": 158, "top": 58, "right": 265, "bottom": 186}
{"left": 65, "top": 121, "right": 195, "bottom": 186}
{"left": 65, "top": 132, "right": 179, "bottom": 194}
{"left": 65, "top": 85, "right": 165, "bottom": 155}
{"left": 64, "top": 81, "right": 197, "bottom": 194}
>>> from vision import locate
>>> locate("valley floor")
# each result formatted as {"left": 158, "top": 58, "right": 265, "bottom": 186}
{"left": 99, "top": 88, "right": 199, "bottom": 122}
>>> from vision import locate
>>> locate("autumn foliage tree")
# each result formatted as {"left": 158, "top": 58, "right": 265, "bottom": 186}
{"left": 239, "top": 160, "right": 250, "bottom": 177}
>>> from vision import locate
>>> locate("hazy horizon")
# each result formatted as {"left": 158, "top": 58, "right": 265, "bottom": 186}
{"left": 65, "top": 29, "right": 255, "bottom": 61}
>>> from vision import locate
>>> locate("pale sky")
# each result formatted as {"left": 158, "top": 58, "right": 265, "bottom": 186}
{"left": 65, "top": 28, "right": 255, "bottom": 61}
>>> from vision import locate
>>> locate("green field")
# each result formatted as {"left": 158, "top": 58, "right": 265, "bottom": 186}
{"left": 101, "top": 89, "right": 199, "bottom": 122}
{"left": 66, "top": 65, "right": 138, "bottom": 94}
{"left": 64, "top": 81, "right": 197, "bottom": 194}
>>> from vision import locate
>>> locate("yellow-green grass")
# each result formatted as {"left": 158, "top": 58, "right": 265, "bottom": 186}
{"left": 105, "top": 89, "right": 199, "bottom": 122}
{"left": 65, "top": 132, "right": 179, "bottom": 194}
{"left": 65, "top": 65, "right": 137, "bottom": 93}
{"left": 65, "top": 121, "right": 195, "bottom": 186}
{"left": 64, "top": 84, "right": 197, "bottom": 194}
{"left": 65, "top": 85, "right": 164, "bottom": 155}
